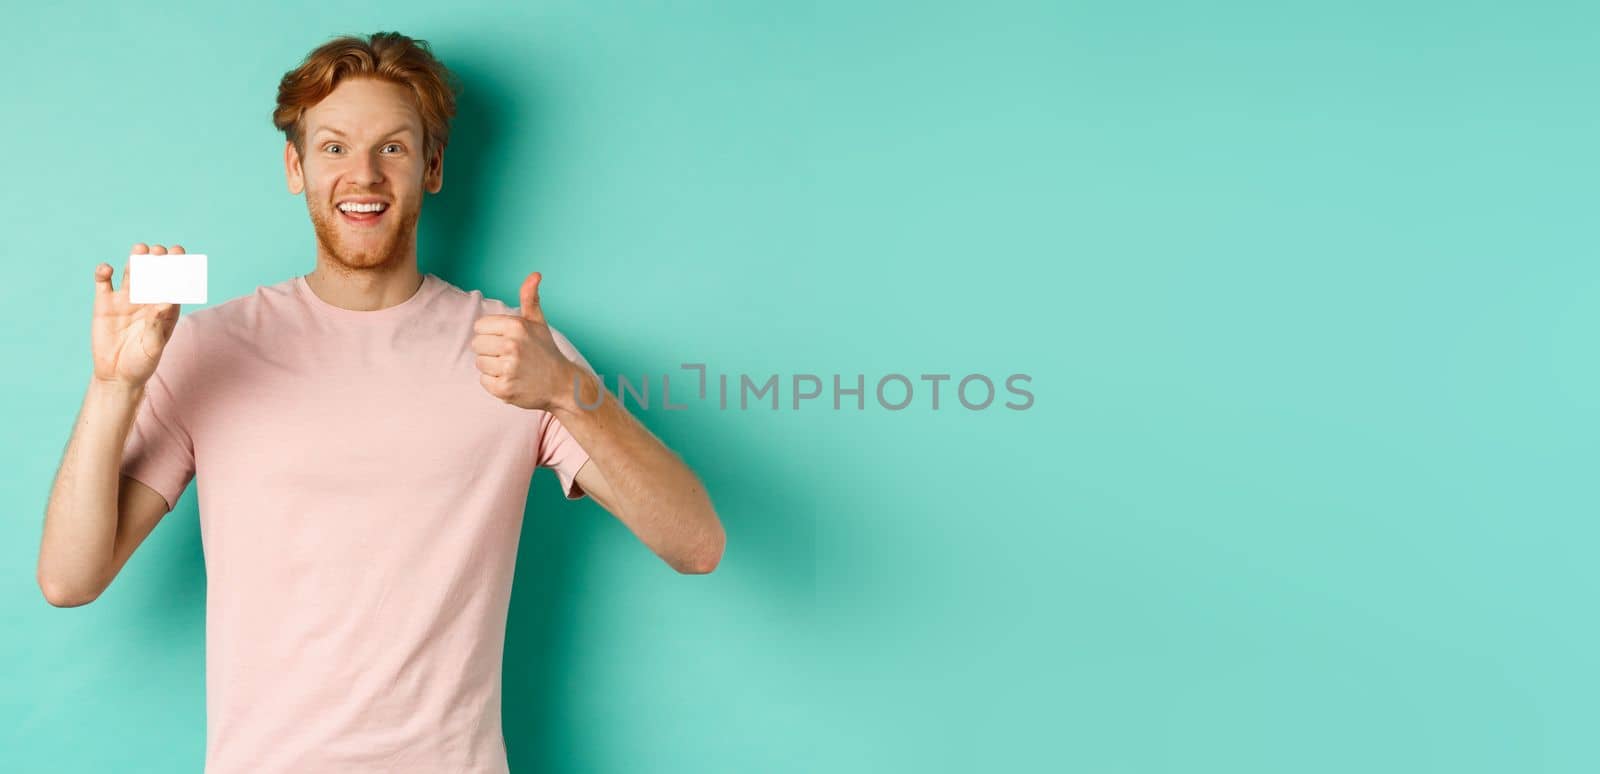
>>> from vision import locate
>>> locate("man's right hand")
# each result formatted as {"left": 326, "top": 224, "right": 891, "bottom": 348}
{"left": 93, "top": 243, "right": 185, "bottom": 388}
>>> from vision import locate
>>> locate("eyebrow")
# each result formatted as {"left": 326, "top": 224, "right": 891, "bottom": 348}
{"left": 312, "top": 125, "right": 415, "bottom": 140}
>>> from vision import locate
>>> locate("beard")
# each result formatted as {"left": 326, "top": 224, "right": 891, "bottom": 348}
{"left": 306, "top": 195, "right": 422, "bottom": 274}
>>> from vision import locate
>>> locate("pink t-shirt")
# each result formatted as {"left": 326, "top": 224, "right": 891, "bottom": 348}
{"left": 119, "top": 272, "right": 595, "bottom": 773}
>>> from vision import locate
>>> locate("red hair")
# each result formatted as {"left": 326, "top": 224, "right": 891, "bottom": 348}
{"left": 272, "top": 32, "right": 460, "bottom": 163}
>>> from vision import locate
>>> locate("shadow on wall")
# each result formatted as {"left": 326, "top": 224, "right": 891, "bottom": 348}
{"left": 417, "top": 54, "right": 507, "bottom": 285}
{"left": 416, "top": 51, "right": 817, "bottom": 771}
{"left": 418, "top": 55, "right": 613, "bottom": 768}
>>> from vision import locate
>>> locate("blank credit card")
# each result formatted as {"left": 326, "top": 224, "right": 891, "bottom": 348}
{"left": 129, "top": 253, "right": 207, "bottom": 304}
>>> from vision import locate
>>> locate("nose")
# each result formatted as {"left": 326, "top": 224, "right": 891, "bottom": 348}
{"left": 350, "top": 147, "right": 385, "bottom": 186}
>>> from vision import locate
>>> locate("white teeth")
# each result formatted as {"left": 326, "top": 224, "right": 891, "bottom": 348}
{"left": 338, "top": 202, "right": 387, "bottom": 213}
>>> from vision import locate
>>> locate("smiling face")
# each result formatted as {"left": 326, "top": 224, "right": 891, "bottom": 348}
{"left": 284, "top": 76, "right": 444, "bottom": 274}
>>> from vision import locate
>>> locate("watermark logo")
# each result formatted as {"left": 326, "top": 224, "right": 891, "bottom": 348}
{"left": 574, "top": 363, "right": 1034, "bottom": 411}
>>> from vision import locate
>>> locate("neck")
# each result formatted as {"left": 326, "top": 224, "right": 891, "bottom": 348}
{"left": 303, "top": 263, "right": 425, "bottom": 312}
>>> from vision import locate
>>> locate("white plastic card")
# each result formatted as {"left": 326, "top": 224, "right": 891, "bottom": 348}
{"left": 128, "top": 253, "right": 207, "bottom": 304}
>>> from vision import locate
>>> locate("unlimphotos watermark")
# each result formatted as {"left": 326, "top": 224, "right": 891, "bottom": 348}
{"left": 571, "top": 364, "right": 1034, "bottom": 411}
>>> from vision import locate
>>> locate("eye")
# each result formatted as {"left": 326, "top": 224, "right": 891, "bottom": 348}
{"left": 382, "top": 143, "right": 404, "bottom": 153}
{"left": 323, "top": 143, "right": 343, "bottom": 154}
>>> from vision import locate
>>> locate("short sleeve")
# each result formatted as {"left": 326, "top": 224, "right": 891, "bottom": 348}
{"left": 533, "top": 323, "right": 598, "bottom": 501}
{"left": 120, "top": 317, "right": 198, "bottom": 513}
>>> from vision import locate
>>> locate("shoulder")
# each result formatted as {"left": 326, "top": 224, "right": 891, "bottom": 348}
{"left": 437, "top": 276, "right": 551, "bottom": 328}
{"left": 439, "top": 276, "right": 596, "bottom": 372}
{"left": 427, "top": 274, "right": 521, "bottom": 318}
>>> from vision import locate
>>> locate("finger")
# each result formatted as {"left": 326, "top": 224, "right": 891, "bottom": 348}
{"left": 95, "top": 263, "right": 114, "bottom": 297}
{"left": 470, "top": 333, "right": 514, "bottom": 356}
{"left": 137, "top": 243, "right": 168, "bottom": 301}
{"left": 519, "top": 271, "right": 545, "bottom": 325}
{"left": 171, "top": 244, "right": 186, "bottom": 254}
{"left": 475, "top": 354, "right": 510, "bottom": 377}
{"left": 119, "top": 244, "right": 148, "bottom": 297}
{"left": 472, "top": 315, "right": 521, "bottom": 337}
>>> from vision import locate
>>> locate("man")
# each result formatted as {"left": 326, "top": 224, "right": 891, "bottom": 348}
{"left": 36, "top": 31, "right": 724, "bottom": 773}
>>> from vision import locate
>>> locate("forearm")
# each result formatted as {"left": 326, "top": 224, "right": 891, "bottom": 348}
{"left": 552, "top": 366, "right": 724, "bottom": 573}
{"left": 39, "top": 378, "right": 143, "bottom": 604}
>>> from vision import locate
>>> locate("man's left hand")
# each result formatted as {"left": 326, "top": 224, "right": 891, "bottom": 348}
{"left": 472, "top": 271, "right": 574, "bottom": 412}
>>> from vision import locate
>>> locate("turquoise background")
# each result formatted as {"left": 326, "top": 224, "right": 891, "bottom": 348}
{"left": 3, "top": 1, "right": 1596, "bottom": 771}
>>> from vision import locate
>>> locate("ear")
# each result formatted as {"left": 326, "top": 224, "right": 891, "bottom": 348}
{"left": 424, "top": 144, "right": 445, "bottom": 194}
{"left": 285, "top": 140, "right": 305, "bottom": 195}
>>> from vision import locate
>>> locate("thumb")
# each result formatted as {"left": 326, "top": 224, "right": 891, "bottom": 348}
{"left": 519, "top": 271, "right": 546, "bottom": 325}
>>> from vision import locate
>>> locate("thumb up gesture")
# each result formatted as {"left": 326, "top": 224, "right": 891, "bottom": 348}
{"left": 472, "top": 271, "right": 575, "bottom": 412}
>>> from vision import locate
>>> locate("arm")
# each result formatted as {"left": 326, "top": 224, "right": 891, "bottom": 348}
{"left": 38, "top": 379, "right": 172, "bottom": 606}
{"left": 558, "top": 368, "right": 725, "bottom": 574}
{"left": 39, "top": 245, "right": 187, "bottom": 607}
{"left": 474, "top": 270, "right": 725, "bottom": 574}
